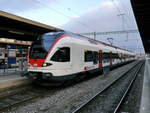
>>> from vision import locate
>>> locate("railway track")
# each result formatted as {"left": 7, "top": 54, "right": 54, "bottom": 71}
{"left": 113, "top": 62, "right": 144, "bottom": 113}
{"left": 71, "top": 61, "right": 144, "bottom": 113}
{"left": 0, "top": 85, "right": 59, "bottom": 112}
{"left": 0, "top": 61, "right": 142, "bottom": 113}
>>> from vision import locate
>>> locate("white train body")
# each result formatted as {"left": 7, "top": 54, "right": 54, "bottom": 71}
{"left": 28, "top": 32, "right": 135, "bottom": 81}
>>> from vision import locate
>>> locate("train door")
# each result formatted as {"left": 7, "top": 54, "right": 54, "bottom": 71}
{"left": 99, "top": 50, "right": 103, "bottom": 68}
{"left": 121, "top": 53, "right": 123, "bottom": 62}
{"left": 71, "top": 44, "right": 83, "bottom": 73}
{"left": 110, "top": 52, "right": 112, "bottom": 66}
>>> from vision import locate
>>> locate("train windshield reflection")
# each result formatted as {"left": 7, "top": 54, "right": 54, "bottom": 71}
{"left": 29, "top": 34, "right": 56, "bottom": 59}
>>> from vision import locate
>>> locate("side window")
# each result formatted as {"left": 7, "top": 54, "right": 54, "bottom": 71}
{"left": 103, "top": 59, "right": 106, "bottom": 63}
{"left": 93, "top": 51, "right": 98, "bottom": 64}
{"left": 103, "top": 53, "right": 110, "bottom": 63}
{"left": 103, "top": 53, "right": 109, "bottom": 59}
{"left": 85, "top": 51, "right": 93, "bottom": 62}
{"left": 112, "top": 53, "right": 119, "bottom": 59}
{"left": 84, "top": 51, "right": 98, "bottom": 64}
{"left": 51, "top": 47, "right": 70, "bottom": 62}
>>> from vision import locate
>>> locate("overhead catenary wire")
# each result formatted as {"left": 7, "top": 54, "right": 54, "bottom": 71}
{"left": 118, "top": 0, "right": 133, "bottom": 23}
{"left": 111, "top": 0, "right": 132, "bottom": 29}
{"left": 118, "top": 0, "right": 135, "bottom": 31}
{"left": 111, "top": 0, "right": 137, "bottom": 42}
{"left": 53, "top": 0, "right": 81, "bottom": 17}
{"left": 53, "top": 0, "right": 98, "bottom": 34}
{"left": 33, "top": 0, "right": 95, "bottom": 32}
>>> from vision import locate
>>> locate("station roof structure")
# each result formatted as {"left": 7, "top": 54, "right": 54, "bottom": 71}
{"left": 0, "top": 11, "right": 63, "bottom": 41}
{"left": 131, "top": 0, "right": 150, "bottom": 53}
{"left": 0, "top": 40, "right": 31, "bottom": 46}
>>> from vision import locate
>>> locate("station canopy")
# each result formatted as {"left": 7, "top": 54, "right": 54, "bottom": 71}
{"left": 0, "top": 11, "right": 63, "bottom": 41}
{"left": 131, "top": 0, "right": 150, "bottom": 53}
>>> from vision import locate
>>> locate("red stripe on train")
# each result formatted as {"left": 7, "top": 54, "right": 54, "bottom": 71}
{"left": 46, "top": 34, "right": 68, "bottom": 59}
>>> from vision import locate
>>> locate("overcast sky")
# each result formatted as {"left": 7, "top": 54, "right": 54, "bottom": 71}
{"left": 0, "top": 0, "right": 145, "bottom": 53}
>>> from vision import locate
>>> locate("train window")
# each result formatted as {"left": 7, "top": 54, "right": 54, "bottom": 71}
{"left": 107, "top": 59, "right": 109, "bottom": 63}
{"left": 103, "top": 60, "right": 105, "bottom": 63}
{"left": 29, "top": 40, "right": 48, "bottom": 59}
{"left": 84, "top": 51, "right": 93, "bottom": 62}
{"left": 43, "top": 35, "right": 56, "bottom": 52}
{"left": 103, "top": 59, "right": 107, "bottom": 63}
{"left": 112, "top": 53, "right": 119, "bottom": 59}
{"left": 103, "top": 53, "right": 110, "bottom": 59}
{"left": 29, "top": 33, "right": 59, "bottom": 59}
{"left": 93, "top": 51, "right": 98, "bottom": 64}
{"left": 51, "top": 47, "right": 70, "bottom": 62}
{"left": 30, "top": 47, "right": 48, "bottom": 59}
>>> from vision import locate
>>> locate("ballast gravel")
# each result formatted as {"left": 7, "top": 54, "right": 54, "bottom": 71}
{"left": 75, "top": 61, "right": 143, "bottom": 113}
{"left": 117, "top": 61, "right": 145, "bottom": 113}
{"left": 3, "top": 61, "right": 137, "bottom": 113}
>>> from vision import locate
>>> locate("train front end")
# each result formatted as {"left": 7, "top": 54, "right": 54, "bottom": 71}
{"left": 27, "top": 32, "right": 63, "bottom": 81}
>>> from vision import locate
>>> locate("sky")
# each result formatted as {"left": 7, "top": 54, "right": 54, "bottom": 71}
{"left": 0, "top": 0, "right": 145, "bottom": 53}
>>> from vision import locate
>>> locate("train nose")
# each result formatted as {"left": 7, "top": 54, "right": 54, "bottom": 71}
{"left": 29, "top": 59, "right": 46, "bottom": 67}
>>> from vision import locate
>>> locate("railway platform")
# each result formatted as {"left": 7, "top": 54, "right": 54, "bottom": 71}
{"left": 140, "top": 58, "right": 150, "bottom": 113}
{"left": 0, "top": 73, "right": 32, "bottom": 91}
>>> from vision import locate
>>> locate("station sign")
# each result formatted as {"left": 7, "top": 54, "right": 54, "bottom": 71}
{"left": 8, "top": 49, "right": 16, "bottom": 57}
{"left": 8, "top": 57, "right": 16, "bottom": 64}
{"left": 8, "top": 49, "right": 16, "bottom": 64}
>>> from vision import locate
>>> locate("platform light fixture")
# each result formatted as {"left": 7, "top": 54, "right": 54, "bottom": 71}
{"left": 8, "top": 30, "right": 25, "bottom": 35}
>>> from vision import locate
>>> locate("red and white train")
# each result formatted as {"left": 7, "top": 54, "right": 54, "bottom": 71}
{"left": 27, "top": 32, "right": 135, "bottom": 82}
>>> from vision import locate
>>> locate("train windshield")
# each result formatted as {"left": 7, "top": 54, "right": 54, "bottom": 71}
{"left": 29, "top": 33, "right": 58, "bottom": 59}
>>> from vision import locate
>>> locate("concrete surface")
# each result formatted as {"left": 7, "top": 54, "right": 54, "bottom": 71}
{"left": 140, "top": 59, "right": 150, "bottom": 113}
{"left": 0, "top": 74, "right": 32, "bottom": 91}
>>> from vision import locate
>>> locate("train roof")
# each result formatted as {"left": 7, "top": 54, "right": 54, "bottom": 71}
{"left": 43, "top": 31, "right": 134, "bottom": 55}
{"left": 66, "top": 32, "right": 134, "bottom": 54}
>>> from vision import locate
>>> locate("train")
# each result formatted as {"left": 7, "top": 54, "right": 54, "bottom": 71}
{"left": 27, "top": 31, "right": 135, "bottom": 83}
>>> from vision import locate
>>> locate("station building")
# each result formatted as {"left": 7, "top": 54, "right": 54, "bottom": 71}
{"left": 0, "top": 38, "right": 31, "bottom": 68}
{"left": 0, "top": 10, "right": 62, "bottom": 70}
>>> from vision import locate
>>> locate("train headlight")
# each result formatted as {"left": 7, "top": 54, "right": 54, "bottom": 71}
{"left": 43, "top": 63, "right": 52, "bottom": 67}
{"left": 43, "top": 63, "right": 47, "bottom": 67}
